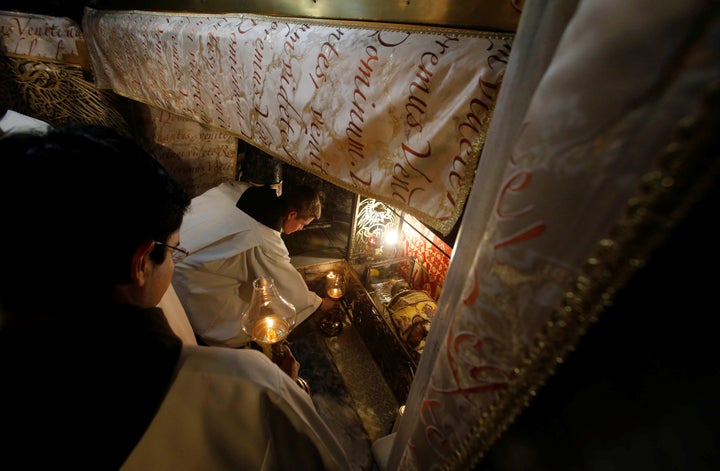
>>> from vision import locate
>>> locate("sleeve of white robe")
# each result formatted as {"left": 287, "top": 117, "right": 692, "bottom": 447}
{"left": 243, "top": 223, "right": 322, "bottom": 325}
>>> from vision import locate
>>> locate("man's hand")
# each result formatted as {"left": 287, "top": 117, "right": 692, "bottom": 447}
{"left": 272, "top": 342, "right": 300, "bottom": 380}
{"left": 319, "top": 297, "right": 339, "bottom": 312}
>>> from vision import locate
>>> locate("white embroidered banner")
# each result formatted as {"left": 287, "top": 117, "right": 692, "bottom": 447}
{"left": 0, "top": 11, "right": 88, "bottom": 66}
{"left": 135, "top": 104, "right": 239, "bottom": 198}
{"left": 82, "top": 9, "right": 512, "bottom": 235}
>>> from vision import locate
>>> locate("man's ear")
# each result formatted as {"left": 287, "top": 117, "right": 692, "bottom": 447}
{"left": 286, "top": 209, "right": 298, "bottom": 220}
{"left": 130, "top": 240, "right": 156, "bottom": 286}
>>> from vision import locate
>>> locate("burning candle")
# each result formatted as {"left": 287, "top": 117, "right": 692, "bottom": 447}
{"left": 326, "top": 271, "right": 345, "bottom": 299}
{"left": 251, "top": 315, "right": 290, "bottom": 344}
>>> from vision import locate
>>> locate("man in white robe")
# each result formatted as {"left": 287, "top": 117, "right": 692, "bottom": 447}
{"left": 0, "top": 125, "right": 351, "bottom": 470}
{"left": 173, "top": 180, "right": 336, "bottom": 347}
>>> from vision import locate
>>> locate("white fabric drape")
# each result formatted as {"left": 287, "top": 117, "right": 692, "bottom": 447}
{"left": 382, "top": 0, "right": 720, "bottom": 469}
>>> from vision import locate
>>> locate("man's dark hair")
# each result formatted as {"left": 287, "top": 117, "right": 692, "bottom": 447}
{"left": 283, "top": 185, "right": 322, "bottom": 220}
{"left": 237, "top": 184, "right": 321, "bottom": 231}
{"left": 0, "top": 124, "right": 190, "bottom": 314}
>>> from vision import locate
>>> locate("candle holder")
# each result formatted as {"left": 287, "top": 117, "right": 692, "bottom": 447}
{"left": 318, "top": 271, "right": 346, "bottom": 336}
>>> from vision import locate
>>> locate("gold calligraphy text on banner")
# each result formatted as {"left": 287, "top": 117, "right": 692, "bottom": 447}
{"left": 82, "top": 9, "right": 512, "bottom": 235}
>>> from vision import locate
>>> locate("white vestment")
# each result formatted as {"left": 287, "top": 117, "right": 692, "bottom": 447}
{"left": 173, "top": 181, "right": 322, "bottom": 347}
{"left": 0, "top": 110, "right": 50, "bottom": 135}
{"left": 121, "top": 346, "right": 351, "bottom": 470}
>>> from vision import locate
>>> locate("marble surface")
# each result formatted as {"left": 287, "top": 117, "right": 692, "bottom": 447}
{"left": 288, "top": 265, "right": 400, "bottom": 471}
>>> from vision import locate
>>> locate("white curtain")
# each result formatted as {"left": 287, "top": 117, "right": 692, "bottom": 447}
{"left": 383, "top": 0, "right": 720, "bottom": 469}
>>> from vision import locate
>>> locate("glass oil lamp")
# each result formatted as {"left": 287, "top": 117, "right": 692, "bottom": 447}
{"left": 241, "top": 277, "right": 297, "bottom": 348}
{"left": 318, "top": 271, "right": 346, "bottom": 336}
{"left": 325, "top": 270, "right": 345, "bottom": 300}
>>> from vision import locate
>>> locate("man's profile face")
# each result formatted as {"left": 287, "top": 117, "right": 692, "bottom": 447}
{"left": 282, "top": 212, "right": 314, "bottom": 234}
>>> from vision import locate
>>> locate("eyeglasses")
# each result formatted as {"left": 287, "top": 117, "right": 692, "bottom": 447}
{"left": 154, "top": 241, "right": 190, "bottom": 262}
